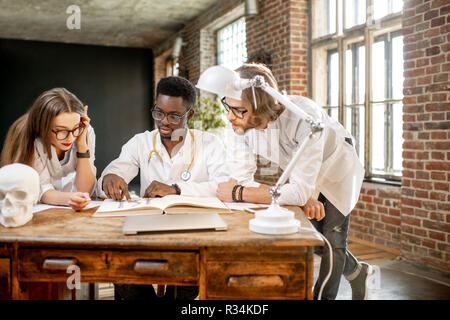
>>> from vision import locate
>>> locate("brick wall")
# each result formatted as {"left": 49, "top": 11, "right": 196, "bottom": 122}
{"left": 154, "top": 48, "right": 171, "bottom": 96}
{"left": 400, "top": 0, "right": 450, "bottom": 272}
{"left": 349, "top": 184, "right": 402, "bottom": 249}
{"left": 246, "top": 0, "right": 308, "bottom": 96}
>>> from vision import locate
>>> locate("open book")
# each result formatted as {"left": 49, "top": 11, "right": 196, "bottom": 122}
{"left": 93, "top": 195, "right": 231, "bottom": 217}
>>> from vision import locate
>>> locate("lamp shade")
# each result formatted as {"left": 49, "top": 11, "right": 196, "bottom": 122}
{"left": 196, "top": 65, "right": 243, "bottom": 100}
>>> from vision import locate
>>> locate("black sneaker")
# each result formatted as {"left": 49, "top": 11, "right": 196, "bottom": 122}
{"left": 349, "top": 263, "right": 374, "bottom": 300}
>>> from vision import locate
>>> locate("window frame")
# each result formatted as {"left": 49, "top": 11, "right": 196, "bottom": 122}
{"left": 309, "top": 0, "right": 403, "bottom": 182}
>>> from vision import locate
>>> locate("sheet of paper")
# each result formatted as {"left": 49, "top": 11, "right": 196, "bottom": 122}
{"left": 32, "top": 201, "right": 103, "bottom": 213}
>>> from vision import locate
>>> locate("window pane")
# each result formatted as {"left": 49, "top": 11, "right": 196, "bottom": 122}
{"left": 345, "top": 0, "right": 366, "bottom": 29}
{"left": 328, "top": 0, "right": 337, "bottom": 34}
{"left": 372, "top": 40, "right": 386, "bottom": 101}
{"left": 312, "top": 0, "right": 336, "bottom": 38}
{"left": 346, "top": 48, "right": 352, "bottom": 104}
{"left": 373, "top": 0, "right": 388, "bottom": 20}
{"left": 346, "top": 106, "right": 365, "bottom": 165}
{"left": 346, "top": 44, "right": 365, "bottom": 105}
{"left": 357, "top": 45, "right": 365, "bottom": 104}
{"left": 392, "top": 35, "right": 404, "bottom": 100}
{"left": 392, "top": 102, "right": 403, "bottom": 173}
{"left": 356, "top": 106, "right": 365, "bottom": 163}
{"left": 326, "top": 107, "right": 339, "bottom": 121}
{"left": 328, "top": 50, "right": 339, "bottom": 106}
{"left": 371, "top": 103, "right": 386, "bottom": 172}
{"left": 217, "top": 17, "right": 247, "bottom": 70}
{"left": 373, "top": 0, "right": 403, "bottom": 19}
{"left": 392, "top": 0, "right": 403, "bottom": 13}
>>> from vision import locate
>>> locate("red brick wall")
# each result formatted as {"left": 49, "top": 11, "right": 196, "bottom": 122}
{"left": 400, "top": 0, "right": 450, "bottom": 272}
{"left": 246, "top": 0, "right": 308, "bottom": 96}
{"left": 349, "top": 184, "right": 402, "bottom": 249}
{"left": 154, "top": 48, "right": 171, "bottom": 96}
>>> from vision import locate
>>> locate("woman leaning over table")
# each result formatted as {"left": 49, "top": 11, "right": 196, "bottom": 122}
{"left": 1, "top": 88, "right": 96, "bottom": 211}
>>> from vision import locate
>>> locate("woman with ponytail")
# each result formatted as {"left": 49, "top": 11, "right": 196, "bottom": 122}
{"left": 1, "top": 88, "right": 96, "bottom": 211}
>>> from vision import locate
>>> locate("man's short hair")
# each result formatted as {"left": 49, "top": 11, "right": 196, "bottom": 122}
{"left": 156, "top": 76, "right": 196, "bottom": 109}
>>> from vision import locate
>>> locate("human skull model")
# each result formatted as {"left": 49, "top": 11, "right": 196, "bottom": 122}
{"left": 0, "top": 163, "right": 40, "bottom": 227}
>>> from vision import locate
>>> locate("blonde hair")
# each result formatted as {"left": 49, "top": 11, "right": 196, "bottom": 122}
{"left": 235, "top": 63, "right": 285, "bottom": 126}
{"left": 1, "top": 88, "right": 84, "bottom": 167}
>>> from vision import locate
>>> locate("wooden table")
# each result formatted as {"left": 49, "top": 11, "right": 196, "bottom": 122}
{"left": 0, "top": 206, "right": 322, "bottom": 300}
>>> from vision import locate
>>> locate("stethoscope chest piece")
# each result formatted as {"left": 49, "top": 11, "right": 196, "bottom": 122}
{"left": 180, "top": 170, "right": 191, "bottom": 182}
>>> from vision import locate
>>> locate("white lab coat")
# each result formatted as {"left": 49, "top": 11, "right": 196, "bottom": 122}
{"left": 97, "top": 129, "right": 230, "bottom": 198}
{"left": 33, "top": 126, "right": 97, "bottom": 201}
{"left": 227, "top": 95, "right": 365, "bottom": 216}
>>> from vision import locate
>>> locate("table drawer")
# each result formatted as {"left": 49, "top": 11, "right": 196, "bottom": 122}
{"left": 205, "top": 260, "right": 307, "bottom": 299}
{"left": 19, "top": 248, "right": 199, "bottom": 285}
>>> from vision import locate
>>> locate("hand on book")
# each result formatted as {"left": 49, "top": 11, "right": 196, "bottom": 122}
{"left": 102, "top": 174, "right": 131, "bottom": 201}
{"left": 144, "top": 180, "right": 177, "bottom": 198}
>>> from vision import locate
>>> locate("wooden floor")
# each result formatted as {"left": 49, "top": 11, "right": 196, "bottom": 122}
{"left": 348, "top": 239, "right": 399, "bottom": 262}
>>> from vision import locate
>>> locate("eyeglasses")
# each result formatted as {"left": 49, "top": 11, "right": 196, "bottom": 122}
{"left": 52, "top": 125, "right": 85, "bottom": 140}
{"left": 151, "top": 106, "right": 191, "bottom": 125}
{"left": 221, "top": 97, "right": 248, "bottom": 119}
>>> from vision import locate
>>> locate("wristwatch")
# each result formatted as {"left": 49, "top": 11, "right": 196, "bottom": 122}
{"left": 76, "top": 149, "right": 90, "bottom": 158}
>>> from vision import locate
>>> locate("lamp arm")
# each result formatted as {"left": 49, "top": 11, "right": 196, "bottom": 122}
{"left": 259, "top": 83, "right": 314, "bottom": 122}
{"left": 269, "top": 131, "right": 315, "bottom": 204}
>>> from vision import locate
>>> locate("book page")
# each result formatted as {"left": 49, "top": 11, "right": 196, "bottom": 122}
{"left": 154, "top": 195, "right": 230, "bottom": 211}
{"left": 93, "top": 198, "right": 163, "bottom": 216}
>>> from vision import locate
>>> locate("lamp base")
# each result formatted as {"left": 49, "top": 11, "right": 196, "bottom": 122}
{"left": 249, "top": 203, "right": 300, "bottom": 235}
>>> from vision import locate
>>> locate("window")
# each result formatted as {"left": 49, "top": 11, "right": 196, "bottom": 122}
{"left": 371, "top": 31, "right": 404, "bottom": 176}
{"left": 311, "top": 0, "right": 404, "bottom": 180}
{"left": 217, "top": 17, "right": 247, "bottom": 70}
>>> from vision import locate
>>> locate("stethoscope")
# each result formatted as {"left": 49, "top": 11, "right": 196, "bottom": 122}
{"left": 148, "top": 129, "right": 196, "bottom": 182}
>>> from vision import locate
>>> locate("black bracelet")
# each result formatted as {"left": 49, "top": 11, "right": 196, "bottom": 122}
{"left": 172, "top": 184, "right": 181, "bottom": 195}
{"left": 238, "top": 185, "right": 244, "bottom": 202}
{"left": 232, "top": 184, "right": 240, "bottom": 202}
{"left": 76, "top": 149, "right": 90, "bottom": 158}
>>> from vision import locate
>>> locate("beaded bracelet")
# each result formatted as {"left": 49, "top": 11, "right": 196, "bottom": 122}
{"left": 238, "top": 185, "right": 244, "bottom": 202}
{"left": 232, "top": 184, "right": 240, "bottom": 202}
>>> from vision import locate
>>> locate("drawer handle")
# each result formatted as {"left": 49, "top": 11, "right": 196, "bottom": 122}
{"left": 42, "top": 258, "right": 77, "bottom": 271}
{"left": 134, "top": 260, "right": 169, "bottom": 273}
{"left": 227, "top": 275, "right": 284, "bottom": 288}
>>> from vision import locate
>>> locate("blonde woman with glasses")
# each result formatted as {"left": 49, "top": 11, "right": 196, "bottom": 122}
{"left": 1, "top": 88, "right": 96, "bottom": 211}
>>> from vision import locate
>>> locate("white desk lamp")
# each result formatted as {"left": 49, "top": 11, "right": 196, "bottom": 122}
{"left": 197, "top": 65, "right": 324, "bottom": 235}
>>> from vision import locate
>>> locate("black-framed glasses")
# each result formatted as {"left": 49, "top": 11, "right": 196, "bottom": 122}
{"left": 151, "top": 105, "right": 191, "bottom": 125}
{"left": 52, "top": 125, "right": 85, "bottom": 140}
{"left": 221, "top": 97, "right": 248, "bottom": 119}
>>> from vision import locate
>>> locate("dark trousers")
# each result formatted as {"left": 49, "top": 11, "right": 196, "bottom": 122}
{"left": 114, "top": 284, "right": 198, "bottom": 301}
{"left": 310, "top": 193, "right": 360, "bottom": 300}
